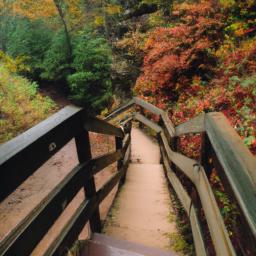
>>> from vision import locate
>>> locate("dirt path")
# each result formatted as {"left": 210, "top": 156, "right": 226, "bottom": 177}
{"left": 103, "top": 128, "right": 177, "bottom": 250}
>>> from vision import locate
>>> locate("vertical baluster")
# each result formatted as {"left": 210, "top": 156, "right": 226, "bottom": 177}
{"left": 115, "top": 136, "right": 124, "bottom": 185}
{"left": 200, "top": 132, "right": 212, "bottom": 177}
{"left": 75, "top": 130, "right": 101, "bottom": 233}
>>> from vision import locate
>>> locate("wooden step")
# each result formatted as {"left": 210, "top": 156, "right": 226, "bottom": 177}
{"left": 80, "top": 233, "right": 176, "bottom": 256}
{"left": 81, "top": 240, "right": 144, "bottom": 256}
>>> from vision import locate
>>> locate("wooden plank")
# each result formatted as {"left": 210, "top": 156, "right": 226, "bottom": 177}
{"left": 133, "top": 97, "right": 164, "bottom": 116}
{"left": 175, "top": 113, "right": 205, "bottom": 136}
{"left": 160, "top": 144, "right": 207, "bottom": 256}
{"left": 45, "top": 161, "right": 129, "bottom": 255}
{"left": 75, "top": 130, "right": 101, "bottom": 233}
{"left": 104, "top": 99, "right": 135, "bottom": 121}
{"left": 122, "top": 134, "right": 131, "bottom": 157}
{"left": 0, "top": 105, "right": 82, "bottom": 202}
{"left": 43, "top": 198, "right": 98, "bottom": 256}
{"left": 134, "top": 113, "right": 162, "bottom": 133}
{"left": 97, "top": 167, "right": 126, "bottom": 204}
{"left": 161, "top": 112, "right": 175, "bottom": 138}
{"left": 159, "top": 132, "right": 235, "bottom": 255}
{"left": 83, "top": 116, "right": 124, "bottom": 138}
{"left": 91, "top": 150, "right": 122, "bottom": 175}
{"left": 0, "top": 162, "right": 90, "bottom": 256}
{"left": 0, "top": 147, "right": 126, "bottom": 255}
{"left": 205, "top": 112, "right": 256, "bottom": 238}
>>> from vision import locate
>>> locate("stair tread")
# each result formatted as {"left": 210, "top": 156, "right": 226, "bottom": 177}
{"left": 90, "top": 233, "right": 176, "bottom": 256}
{"left": 81, "top": 240, "right": 145, "bottom": 256}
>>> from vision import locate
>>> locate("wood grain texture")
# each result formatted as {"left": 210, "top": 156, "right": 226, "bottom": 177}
{"left": 0, "top": 106, "right": 82, "bottom": 202}
{"left": 133, "top": 113, "right": 162, "bottom": 133}
{"left": 206, "top": 112, "right": 256, "bottom": 238}
{"left": 175, "top": 113, "right": 205, "bottom": 136}
{"left": 160, "top": 144, "right": 207, "bottom": 256}
{"left": 159, "top": 132, "right": 235, "bottom": 255}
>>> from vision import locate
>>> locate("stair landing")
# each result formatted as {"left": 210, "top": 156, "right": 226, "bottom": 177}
{"left": 103, "top": 128, "right": 176, "bottom": 251}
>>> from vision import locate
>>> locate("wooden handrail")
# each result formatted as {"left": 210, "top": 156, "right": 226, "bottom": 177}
{"left": 0, "top": 106, "right": 132, "bottom": 256}
{"left": 1, "top": 98, "right": 255, "bottom": 255}
{"left": 107, "top": 97, "right": 255, "bottom": 255}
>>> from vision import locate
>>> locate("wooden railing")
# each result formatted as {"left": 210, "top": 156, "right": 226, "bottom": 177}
{"left": 105, "top": 97, "right": 256, "bottom": 256}
{"left": 0, "top": 98, "right": 255, "bottom": 256}
{"left": 0, "top": 106, "right": 132, "bottom": 256}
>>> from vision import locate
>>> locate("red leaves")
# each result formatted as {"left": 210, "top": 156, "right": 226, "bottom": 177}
{"left": 134, "top": 1, "right": 224, "bottom": 105}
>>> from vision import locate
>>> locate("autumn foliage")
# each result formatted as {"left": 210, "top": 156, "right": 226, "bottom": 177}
{"left": 134, "top": 0, "right": 256, "bottom": 154}
{"left": 135, "top": 1, "right": 224, "bottom": 106}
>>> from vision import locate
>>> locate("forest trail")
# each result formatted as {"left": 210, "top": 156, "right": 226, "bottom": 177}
{"left": 103, "top": 127, "right": 177, "bottom": 250}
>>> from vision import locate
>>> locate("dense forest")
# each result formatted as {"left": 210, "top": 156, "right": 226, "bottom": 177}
{"left": 0, "top": 0, "right": 255, "bottom": 152}
{"left": 0, "top": 0, "right": 255, "bottom": 254}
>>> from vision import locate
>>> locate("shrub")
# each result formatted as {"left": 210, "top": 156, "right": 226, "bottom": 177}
{"left": 0, "top": 55, "right": 56, "bottom": 143}
{"left": 134, "top": 0, "right": 224, "bottom": 107}
{"left": 67, "top": 30, "right": 113, "bottom": 113}
{"left": 40, "top": 30, "right": 71, "bottom": 82}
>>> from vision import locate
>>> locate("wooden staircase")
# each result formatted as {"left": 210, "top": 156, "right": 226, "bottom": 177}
{"left": 81, "top": 233, "right": 175, "bottom": 256}
{"left": 0, "top": 97, "right": 255, "bottom": 256}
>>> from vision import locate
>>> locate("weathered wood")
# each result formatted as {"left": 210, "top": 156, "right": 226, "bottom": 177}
{"left": 159, "top": 132, "right": 235, "bottom": 255}
{"left": 160, "top": 112, "right": 175, "bottom": 138}
{"left": 91, "top": 150, "right": 122, "bottom": 175}
{"left": 104, "top": 99, "right": 135, "bottom": 121}
{"left": 45, "top": 157, "right": 128, "bottom": 256}
{"left": 175, "top": 113, "right": 205, "bottom": 136}
{"left": 206, "top": 112, "right": 256, "bottom": 238}
{"left": 160, "top": 144, "right": 207, "bottom": 256}
{"left": 75, "top": 130, "right": 101, "bottom": 233}
{"left": 0, "top": 106, "right": 82, "bottom": 202}
{"left": 43, "top": 198, "right": 98, "bottom": 256}
{"left": 116, "top": 135, "right": 124, "bottom": 185}
{"left": 134, "top": 97, "right": 164, "bottom": 116}
{"left": 96, "top": 165, "right": 126, "bottom": 204}
{"left": 0, "top": 163, "right": 89, "bottom": 256}
{"left": 122, "top": 133, "right": 131, "bottom": 157}
{"left": 83, "top": 116, "right": 124, "bottom": 138}
{"left": 134, "top": 113, "right": 162, "bottom": 133}
{"left": 200, "top": 132, "right": 213, "bottom": 177}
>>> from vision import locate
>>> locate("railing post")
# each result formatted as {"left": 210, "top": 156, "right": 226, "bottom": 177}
{"left": 75, "top": 130, "right": 101, "bottom": 233}
{"left": 116, "top": 136, "right": 125, "bottom": 185}
{"left": 200, "top": 132, "right": 212, "bottom": 177}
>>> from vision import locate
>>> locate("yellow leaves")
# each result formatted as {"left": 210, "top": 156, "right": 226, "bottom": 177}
{"left": 94, "top": 15, "right": 104, "bottom": 27}
{"left": 65, "top": 0, "right": 84, "bottom": 28}
{"left": 0, "top": 63, "right": 56, "bottom": 143}
{"left": 219, "top": 0, "right": 235, "bottom": 9}
{"left": 12, "top": 0, "right": 58, "bottom": 20}
{"left": 105, "top": 4, "right": 122, "bottom": 15}
{"left": 0, "top": 51, "right": 30, "bottom": 73}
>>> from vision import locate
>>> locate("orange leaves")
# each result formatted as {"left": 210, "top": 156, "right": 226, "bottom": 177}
{"left": 12, "top": 0, "right": 57, "bottom": 20}
{"left": 135, "top": 1, "right": 223, "bottom": 104}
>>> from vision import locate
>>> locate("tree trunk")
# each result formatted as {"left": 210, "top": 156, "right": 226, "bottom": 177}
{"left": 53, "top": 0, "right": 72, "bottom": 64}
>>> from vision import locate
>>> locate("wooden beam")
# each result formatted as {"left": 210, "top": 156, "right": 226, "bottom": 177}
{"left": 0, "top": 162, "right": 90, "bottom": 256}
{"left": 0, "top": 105, "right": 83, "bottom": 202}
{"left": 134, "top": 97, "right": 164, "bottom": 116}
{"left": 83, "top": 116, "right": 124, "bottom": 138}
{"left": 206, "top": 112, "right": 256, "bottom": 238}
{"left": 75, "top": 131, "right": 101, "bottom": 233}
{"left": 160, "top": 144, "right": 207, "bottom": 256}
{"left": 159, "top": 132, "right": 235, "bottom": 255}
{"left": 133, "top": 113, "right": 162, "bottom": 133}
{"left": 175, "top": 113, "right": 205, "bottom": 136}
{"left": 104, "top": 99, "right": 135, "bottom": 121}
